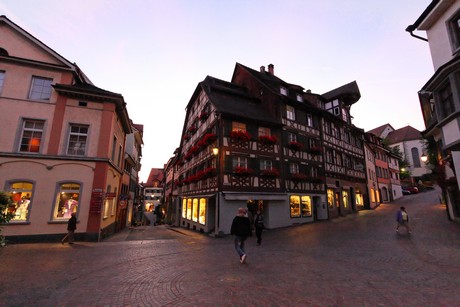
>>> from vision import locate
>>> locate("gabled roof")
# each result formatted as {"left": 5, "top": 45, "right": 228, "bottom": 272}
{"left": 385, "top": 125, "right": 422, "bottom": 144}
{"left": 145, "top": 168, "right": 164, "bottom": 187}
{"left": 367, "top": 123, "right": 395, "bottom": 138}
{"left": 200, "top": 75, "right": 281, "bottom": 126}
{"left": 321, "top": 81, "right": 361, "bottom": 106}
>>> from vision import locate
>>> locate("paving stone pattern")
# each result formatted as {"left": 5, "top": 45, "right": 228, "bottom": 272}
{"left": 1, "top": 188, "right": 460, "bottom": 306}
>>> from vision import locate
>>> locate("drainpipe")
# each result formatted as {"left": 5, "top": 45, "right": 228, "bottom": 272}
{"left": 405, "top": 25, "right": 428, "bottom": 42}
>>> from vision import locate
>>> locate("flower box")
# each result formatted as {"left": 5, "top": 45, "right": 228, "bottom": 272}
{"left": 233, "top": 166, "right": 253, "bottom": 176}
{"left": 259, "top": 135, "right": 277, "bottom": 145}
{"left": 230, "top": 130, "right": 251, "bottom": 142}
{"left": 260, "top": 168, "right": 280, "bottom": 178}
{"left": 309, "top": 146, "right": 323, "bottom": 155}
{"left": 310, "top": 176, "right": 325, "bottom": 183}
{"left": 203, "top": 133, "right": 217, "bottom": 144}
{"left": 288, "top": 141, "right": 303, "bottom": 151}
{"left": 187, "top": 126, "right": 197, "bottom": 134}
{"left": 291, "top": 173, "right": 307, "bottom": 181}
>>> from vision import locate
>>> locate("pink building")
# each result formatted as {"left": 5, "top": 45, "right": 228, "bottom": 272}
{"left": 0, "top": 16, "right": 133, "bottom": 242}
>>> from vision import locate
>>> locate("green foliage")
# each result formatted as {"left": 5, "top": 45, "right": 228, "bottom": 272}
{"left": 388, "top": 145, "right": 411, "bottom": 179}
{"left": 0, "top": 191, "right": 13, "bottom": 246}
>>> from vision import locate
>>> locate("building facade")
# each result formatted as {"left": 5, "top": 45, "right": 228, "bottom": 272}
{"left": 0, "top": 16, "right": 135, "bottom": 242}
{"left": 175, "top": 63, "right": 367, "bottom": 235}
{"left": 407, "top": 0, "right": 460, "bottom": 220}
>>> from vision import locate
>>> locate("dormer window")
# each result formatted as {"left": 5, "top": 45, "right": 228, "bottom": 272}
{"left": 280, "top": 86, "right": 288, "bottom": 96}
{"left": 325, "top": 99, "right": 341, "bottom": 117}
{"left": 296, "top": 94, "right": 303, "bottom": 102}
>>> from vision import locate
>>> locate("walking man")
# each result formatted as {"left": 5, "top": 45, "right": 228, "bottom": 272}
{"left": 62, "top": 213, "right": 77, "bottom": 244}
{"left": 231, "top": 208, "right": 251, "bottom": 264}
{"left": 396, "top": 206, "right": 411, "bottom": 234}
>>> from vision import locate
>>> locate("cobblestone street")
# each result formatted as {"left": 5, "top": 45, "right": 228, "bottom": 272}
{"left": 1, "top": 188, "right": 460, "bottom": 306}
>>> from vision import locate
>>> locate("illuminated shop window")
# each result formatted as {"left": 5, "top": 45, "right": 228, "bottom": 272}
{"left": 192, "top": 198, "right": 199, "bottom": 222}
{"left": 187, "top": 198, "right": 192, "bottom": 220}
{"left": 370, "top": 189, "right": 375, "bottom": 202}
{"left": 342, "top": 191, "right": 349, "bottom": 209}
{"left": 301, "top": 196, "right": 312, "bottom": 217}
{"left": 356, "top": 193, "right": 364, "bottom": 206}
{"left": 199, "top": 198, "right": 206, "bottom": 225}
{"left": 289, "top": 195, "right": 301, "bottom": 218}
{"left": 6, "top": 182, "right": 33, "bottom": 221}
{"left": 327, "top": 189, "right": 334, "bottom": 208}
{"left": 103, "top": 199, "right": 111, "bottom": 219}
{"left": 53, "top": 183, "right": 80, "bottom": 220}
{"left": 182, "top": 199, "right": 187, "bottom": 218}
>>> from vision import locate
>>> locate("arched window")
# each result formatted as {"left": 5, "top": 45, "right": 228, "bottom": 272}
{"left": 411, "top": 147, "right": 421, "bottom": 167}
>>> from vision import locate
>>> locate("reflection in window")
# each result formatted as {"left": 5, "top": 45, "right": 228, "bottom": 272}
{"left": 327, "top": 189, "right": 334, "bottom": 208}
{"left": 19, "top": 119, "right": 45, "bottom": 153}
{"left": 290, "top": 195, "right": 301, "bottom": 218}
{"left": 67, "top": 125, "right": 88, "bottom": 156}
{"left": 29, "top": 76, "right": 53, "bottom": 100}
{"left": 182, "top": 199, "right": 187, "bottom": 218}
{"left": 301, "top": 196, "right": 312, "bottom": 217}
{"left": 192, "top": 198, "right": 198, "bottom": 222}
{"left": 53, "top": 183, "right": 80, "bottom": 220}
{"left": 342, "top": 191, "right": 349, "bottom": 209}
{"left": 187, "top": 198, "right": 192, "bottom": 220}
{"left": 199, "top": 198, "right": 206, "bottom": 225}
{"left": 6, "top": 182, "right": 33, "bottom": 221}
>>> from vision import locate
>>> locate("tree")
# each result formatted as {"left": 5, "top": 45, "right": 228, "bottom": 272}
{"left": 388, "top": 145, "right": 411, "bottom": 180}
{"left": 0, "top": 191, "right": 13, "bottom": 246}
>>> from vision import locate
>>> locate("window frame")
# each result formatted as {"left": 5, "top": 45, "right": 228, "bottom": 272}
{"left": 67, "top": 124, "right": 89, "bottom": 156}
{"left": 29, "top": 76, "right": 53, "bottom": 101}
{"left": 6, "top": 181, "right": 35, "bottom": 222}
{"left": 286, "top": 105, "right": 295, "bottom": 121}
{"left": 0, "top": 70, "right": 5, "bottom": 95}
{"left": 52, "top": 182, "right": 81, "bottom": 221}
{"left": 19, "top": 119, "right": 45, "bottom": 153}
{"left": 447, "top": 8, "right": 460, "bottom": 54}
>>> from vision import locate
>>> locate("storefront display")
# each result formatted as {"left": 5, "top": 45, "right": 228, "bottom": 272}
{"left": 290, "top": 195, "right": 312, "bottom": 218}
{"left": 53, "top": 183, "right": 80, "bottom": 220}
{"left": 182, "top": 197, "right": 207, "bottom": 226}
{"left": 6, "top": 182, "right": 33, "bottom": 222}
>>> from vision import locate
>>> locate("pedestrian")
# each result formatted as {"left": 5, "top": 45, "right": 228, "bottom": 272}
{"left": 230, "top": 207, "right": 252, "bottom": 264}
{"left": 396, "top": 206, "right": 411, "bottom": 234}
{"left": 61, "top": 212, "right": 77, "bottom": 244}
{"left": 254, "top": 209, "right": 264, "bottom": 246}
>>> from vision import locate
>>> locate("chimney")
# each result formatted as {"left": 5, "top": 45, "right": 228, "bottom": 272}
{"left": 268, "top": 64, "right": 274, "bottom": 75}
{"left": 260, "top": 66, "right": 265, "bottom": 73}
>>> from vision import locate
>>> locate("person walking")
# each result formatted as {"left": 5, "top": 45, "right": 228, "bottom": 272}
{"left": 61, "top": 213, "right": 77, "bottom": 244}
{"left": 254, "top": 209, "right": 264, "bottom": 246}
{"left": 396, "top": 206, "right": 411, "bottom": 234}
{"left": 230, "top": 208, "right": 252, "bottom": 264}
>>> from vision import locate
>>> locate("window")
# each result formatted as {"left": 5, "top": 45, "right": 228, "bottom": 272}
{"left": 6, "top": 182, "right": 33, "bottom": 222}
{"left": 199, "top": 198, "right": 206, "bottom": 225}
{"left": 232, "top": 156, "right": 248, "bottom": 168}
{"left": 289, "top": 195, "right": 301, "bottom": 217}
{"left": 192, "top": 199, "right": 199, "bottom": 222}
{"left": 67, "top": 124, "right": 88, "bottom": 156}
{"left": 306, "top": 114, "right": 313, "bottom": 127}
{"left": 286, "top": 105, "right": 295, "bottom": 120}
{"left": 258, "top": 127, "right": 270, "bottom": 137}
{"left": 260, "top": 159, "right": 273, "bottom": 170}
{"left": 118, "top": 144, "right": 123, "bottom": 167}
{"left": 232, "top": 121, "right": 246, "bottom": 132}
{"left": 19, "top": 119, "right": 45, "bottom": 153}
{"left": 111, "top": 136, "right": 117, "bottom": 161}
{"left": 411, "top": 147, "right": 421, "bottom": 167}
{"left": 182, "top": 199, "right": 187, "bottom": 218}
{"left": 280, "top": 86, "right": 288, "bottom": 96}
{"left": 439, "top": 82, "right": 455, "bottom": 118}
{"left": 325, "top": 99, "right": 340, "bottom": 116}
{"left": 301, "top": 196, "right": 312, "bottom": 217}
{"left": 0, "top": 70, "right": 4, "bottom": 94}
{"left": 342, "top": 191, "right": 349, "bottom": 209}
{"left": 29, "top": 76, "right": 53, "bottom": 100}
{"left": 448, "top": 10, "right": 460, "bottom": 52}
{"left": 327, "top": 189, "right": 334, "bottom": 208}
{"left": 187, "top": 198, "right": 192, "bottom": 220}
{"left": 53, "top": 183, "right": 80, "bottom": 220}
{"left": 288, "top": 132, "right": 297, "bottom": 143}
{"left": 289, "top": 162, "right": 299, "bottom": 174}
{"left": 296, "top": 94, "right": 303, "bottom": 102}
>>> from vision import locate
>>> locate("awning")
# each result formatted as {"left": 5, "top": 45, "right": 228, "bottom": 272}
{"left": 223, "top": 192, "right": 287, "bottom": 201}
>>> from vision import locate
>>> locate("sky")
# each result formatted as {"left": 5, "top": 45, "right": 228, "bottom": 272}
{"left": 1, "top": 0, "right": 435, "bottom": 182}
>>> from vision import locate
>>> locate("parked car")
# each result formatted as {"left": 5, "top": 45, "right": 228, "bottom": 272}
{"left": 403, "top": 186, "right": 419, "bottom": 194}
{"left": 402, "top": 189, "right": 411, "bottom": 195}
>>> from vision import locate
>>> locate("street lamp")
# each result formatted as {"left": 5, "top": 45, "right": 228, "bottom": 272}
{"left": 212, "top": 147, "right": 219, "bottom": 156}
{"left": 421, "top": 153, "right": 428, "bottom": 163}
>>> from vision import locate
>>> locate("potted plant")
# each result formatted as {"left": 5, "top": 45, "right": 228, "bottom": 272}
{"left": 259, "top": 135, "right": 277, "bottom": 145}
{"left": 233, "top": 166, "right": 253, "bottom": 176}
{"left": 288, "top": 141, "right": 303, "bottom": 151}
{"left": 260, "top": 168, "right": 280, "bottom": 178}
{"left": 230, "top": 130, "right": 251, "bottom": 142}
{"left": 291, "top": 173, "right": 307, "bottom": 181}
{"left": 309, "top": 146, "right": 323, "bottom": 155}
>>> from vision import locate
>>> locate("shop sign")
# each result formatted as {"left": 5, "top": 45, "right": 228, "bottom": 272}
{"left": 119, "top": 200, "right": 126, "bottom": 208}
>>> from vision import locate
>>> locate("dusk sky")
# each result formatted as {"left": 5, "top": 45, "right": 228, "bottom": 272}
{"left": 1, "top": 0, "right": 434, "bottom": 182}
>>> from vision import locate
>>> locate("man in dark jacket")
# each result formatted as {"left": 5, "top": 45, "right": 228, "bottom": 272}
{"left": 61, "top": 213, "right": 77, "bottom": 244}
{"left": 230, "top": 208, "right": 251, "bottom": 264}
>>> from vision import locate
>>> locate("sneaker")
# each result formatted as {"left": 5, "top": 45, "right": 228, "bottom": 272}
{"left": 241, "top": 254, "right": 246, "bottom": 264}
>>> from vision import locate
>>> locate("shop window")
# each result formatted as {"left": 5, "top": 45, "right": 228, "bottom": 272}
{"left": 0, "top": 70, "right": 4, "bottom": 94}
{"left": 356, "top": 193, "right": 363, "bottom": 206}
{"left": 192, "top": 198, "right": 199, "bottom": 222}
{"left": 342, "top": 191, "right": 349, "bottom": 209}
{"left": 301, "top": 196, "right": 312, "bottom": 217}
{"left": 199, "top": 198, "right": 206, "bottom": 225}
{"left": 19, "top": 119, "right": 45, "bottom": 153}
{"left": 289, "top": 195, "right": 301, "bottom": 218}
{"left": 29, "top": 76, "right": 53, "bottom": 100}
{"left": 186, "top": 198, "right": 192, "bottom": 220}
{"left": 53, "top": 183, "right": 80, "bottom": 220}
{"left": 103, "top": 199, "right": 111, "bottom": 219}
{"left": 67, "top": 124, "right": 88, "bottom": 156}
{"left": 327, "top": 189, "right": 334, "bottom": 208}
{"left": 370, "top": 189, "right": 375, "bottom": 202}
{"left": 6, "top": 182, "right": 33, "bottom": 222}
{"left": 182, "top": 199, "right": 187, "bottom": 218}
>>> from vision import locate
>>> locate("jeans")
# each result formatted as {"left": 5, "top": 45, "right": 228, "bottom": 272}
{"left": 234, "top": 236, "right": 246, "bottom": 257}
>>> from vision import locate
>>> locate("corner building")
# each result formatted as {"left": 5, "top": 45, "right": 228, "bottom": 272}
{"left": 176, "top": 63, "right": 367, "bottom": 235}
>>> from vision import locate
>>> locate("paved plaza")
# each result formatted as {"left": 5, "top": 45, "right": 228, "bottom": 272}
{"left": 1, "top": 188, "right": 460, "bottom": 306}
